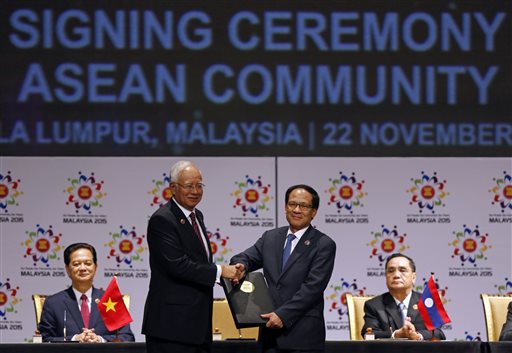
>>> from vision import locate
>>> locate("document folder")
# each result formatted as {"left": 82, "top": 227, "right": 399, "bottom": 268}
{"left": 221, "top": 272, "right": 275, "bottom": 328}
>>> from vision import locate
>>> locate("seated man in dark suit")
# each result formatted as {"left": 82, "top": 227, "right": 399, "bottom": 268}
{"left": 361, "top": 253, "right": 446, "bottom": 340}
{"left": 499, "top": 302, "right": 512, "bottom": 341}
{"left": 39, "top": 243, "right": 134, "bottom": 342}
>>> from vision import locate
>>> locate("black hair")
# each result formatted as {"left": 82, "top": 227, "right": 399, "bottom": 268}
{"left": 385, "top": 253, "right": 416, "bottom": 272}
{"left": 285, "top": 184, "right": 320, "bottom": 209}
{"left": 64, "top": 243, "right": 97, "bottom": 266}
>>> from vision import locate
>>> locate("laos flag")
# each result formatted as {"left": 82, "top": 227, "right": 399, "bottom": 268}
{"left": 417, "top": 275, "right": 451, "bottom": 331}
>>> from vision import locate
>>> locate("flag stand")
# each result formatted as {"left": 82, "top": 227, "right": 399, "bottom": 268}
{"left": 111, "top": 329, "right": 121, "bottom": 343}
{"left": 429, "top": 329, "right": 440, "bottom": 341}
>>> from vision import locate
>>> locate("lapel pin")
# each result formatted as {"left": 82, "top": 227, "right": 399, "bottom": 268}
{"left": 413, "top": 304, "right": 418, "bottom": 310}
{"left": 304, "top": 240, "right": 310, "bottom": 246}
{"left": 180, "top": 218, "right": 186, "bottom": 224}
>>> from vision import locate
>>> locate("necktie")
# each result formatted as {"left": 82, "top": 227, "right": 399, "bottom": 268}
{"left": 398, "top": 302, "right": 407, "bottom": 326}
{"left": 190, "top": 212, "right": 208, "bottom": 255}
{"left": 80, "top": 294, "right": 90, "bottom": 328}
{"left": 282, "top": 234, "right": 296, "bottom": 269}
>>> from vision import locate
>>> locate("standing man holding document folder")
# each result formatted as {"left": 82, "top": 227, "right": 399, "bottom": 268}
{"left": 142, "top": 161, "right": 243, "bottom": 353}
{"left": 231, "top": 184, "right": 336, "bottom": 353}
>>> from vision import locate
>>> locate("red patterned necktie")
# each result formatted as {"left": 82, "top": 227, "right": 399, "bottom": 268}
{"left": 80, "top": 294, "right": 90, "bottom": 328}
{"left": 190, "top": 212, "right": 208, "bottom": 256}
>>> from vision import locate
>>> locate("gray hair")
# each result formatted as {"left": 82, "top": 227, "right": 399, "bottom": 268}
{"left": 170, "top": 160, "right": 199, "bottom": 183}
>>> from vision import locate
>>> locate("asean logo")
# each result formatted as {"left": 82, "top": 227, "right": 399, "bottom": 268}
{"left": 149, "top": 173, "right": 172, "bottom": 207}
{"left": 368, "top": 225, "right": 409, "bottom": 266}
{"left": 489, "top": 171, "right": 512, "bottom": 213}
{"left": 21, "top": 224, "right": 63, "bottom": 267}
{"left": 105, "top": 226, "right": 146, "bottom": 268}
{"left": 326, "top": 278, "right": 366, "bottom": 319}
{"left": 207, "top": 228, "right": 231, "bottom": 263}
{"left": 0, "top": 170, "right": 23, "bottom": 214}
{"left": 0, "top": 278, "right": 21, "bottom": 320}
{"left": 231, "top": 175, "right": 272, "bottom": 217}
{"left": 449, "top": 225, "right": 491, "bottom": 267}
{"left": 326, "top": 172, "right": 367, "bottom": 214}
{"left": 406, "top": 171, "right": 449, "bottom": 214}
{"left": 64, "top": 171, "right": 106, "bottom": 214}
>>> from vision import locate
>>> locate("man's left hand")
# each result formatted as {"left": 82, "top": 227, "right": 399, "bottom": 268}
{"left": 261, "top": 312, "right": 284, "bottom": 329}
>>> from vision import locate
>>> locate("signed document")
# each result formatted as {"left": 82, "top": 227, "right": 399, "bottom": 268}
{"left": 221, "top": 272, "right": 275, "bottom": 328}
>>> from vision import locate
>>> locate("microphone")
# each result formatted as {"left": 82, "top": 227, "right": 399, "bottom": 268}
{"left": 388, "top": 313, "right": 394, "bottom": 338}
{"left": 63, "top": 310, "right": 67, "bottom": 341}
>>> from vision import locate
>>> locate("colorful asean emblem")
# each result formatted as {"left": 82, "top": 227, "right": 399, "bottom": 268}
{"left": 231, "top": 175, "right": 272, "bottom": 217}
{"left": 326, "top": 172, "right": 367, "bottom": 214}
{"left": 406, "top": 171, "right": 449, "bottom": 214}
{"left": 64, "top": 171, "right": 106, "bottom": 214}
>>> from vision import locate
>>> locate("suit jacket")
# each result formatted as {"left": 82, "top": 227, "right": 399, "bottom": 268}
{"left": 142, "top": 199, "right": 217, "bottom": 345}
{"left": 499, "top": 302, "right": 512, "bottom": 341}
{"left": 230, "top": 225, "right": 336, "bottom": 351}
{"left": 39, "top": 286, "right": 134, "bottom": 342}
{"left": 362, "top": 291, "right": 446, "bottom": 340}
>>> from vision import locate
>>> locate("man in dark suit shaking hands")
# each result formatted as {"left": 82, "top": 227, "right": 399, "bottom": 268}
{"left": 142, "top": 160, "right": 243, "bottom": 353}
{"left": 362, "top": 253, "right": 446, "bottom": 340}
{"left": 230, "top": 184, "right": 336, "bottom": 353}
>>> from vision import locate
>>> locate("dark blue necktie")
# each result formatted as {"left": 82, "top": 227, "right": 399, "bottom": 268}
{"left": 282, "top": 234, "right": 296, "bottom": 269}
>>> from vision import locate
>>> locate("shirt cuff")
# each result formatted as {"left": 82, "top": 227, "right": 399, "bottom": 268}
{"left": 215, "top": 264, "right": 222, "bottom": 284}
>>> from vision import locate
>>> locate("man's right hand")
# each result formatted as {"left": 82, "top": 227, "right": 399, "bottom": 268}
{"left": 394, "top": 318, "right": 422, "bottom": 340}
{"left": 221, "top": 263, "right": 245, "bottom": 283}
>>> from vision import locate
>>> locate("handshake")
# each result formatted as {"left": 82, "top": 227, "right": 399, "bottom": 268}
{"left": 221, "top": 263, "right": 246, "bottom": 284}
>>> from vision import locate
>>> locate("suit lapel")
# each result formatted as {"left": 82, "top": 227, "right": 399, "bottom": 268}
{"left": 275, "top": 228, "right": 287, "bottom": 274}
{"left": 88, "top": 288, "right": 101, "bottom": 330}
{"left": 169, "top": 200, "right": 209, "bottom": 262}
{"left": 64, "top": 287, "right": 85, "bottom": 329}
{"left": 408, "top": 291, "right": 420, "bottom": 323}
{"left": 383, "top": 293, "right": 403, "bottom": 329}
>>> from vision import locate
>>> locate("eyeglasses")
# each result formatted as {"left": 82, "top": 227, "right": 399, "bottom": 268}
{"left": 175, "top": 183, "right": 205, "bottom": 191}
{"left": 286, "top": 201, "right": 313, "bottom": 211}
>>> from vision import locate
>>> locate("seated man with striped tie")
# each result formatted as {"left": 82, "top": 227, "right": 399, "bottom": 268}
{"left": 230, "top": 184, "right": 337, "bottom": 353}
{"left": 361, "top": 253, "right": 446, "bottom": 340}
{"left": 39, "top": 243, "right": 135, "bottom": 342}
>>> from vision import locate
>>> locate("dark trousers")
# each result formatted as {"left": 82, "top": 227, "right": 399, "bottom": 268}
{"left": 146, "top": 335, "right": 211, "bottom": 353}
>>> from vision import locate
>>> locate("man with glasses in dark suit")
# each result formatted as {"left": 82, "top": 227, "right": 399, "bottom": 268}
{"left": 231, "top": 184, "right": 336, "bottom": 353}
{"left": 142, "top": 160, "right": 243, "bottom": 353}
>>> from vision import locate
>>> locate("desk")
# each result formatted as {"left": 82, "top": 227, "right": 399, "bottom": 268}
{"left": 325, "top": 340, "right": 481, "bottom": 353}
{"left": 0, "top": 341, "right": 511, "bottom": 353}
{"left": 0, "top": 342, "right": 259, "bottom": 353}
{"left": 487, "top": 342, "right": 512, "bottom": 353}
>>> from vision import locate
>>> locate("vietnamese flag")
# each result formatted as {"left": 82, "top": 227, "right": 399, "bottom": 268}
{"left": 97, "top": 277, "right": 133, "bottom": 331}
{"left": 417, "top": 275, "right": 451, "bottom": 331}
